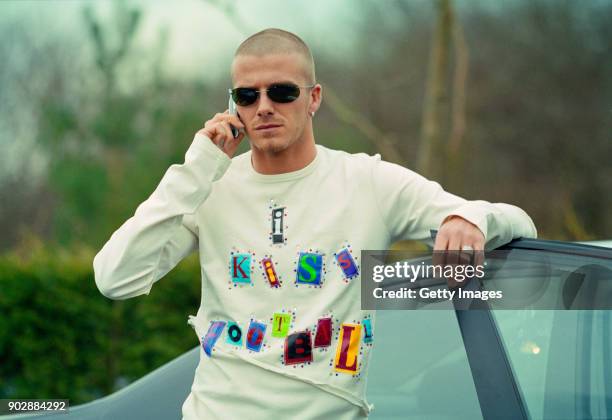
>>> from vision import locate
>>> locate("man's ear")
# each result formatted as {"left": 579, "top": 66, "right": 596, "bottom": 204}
{"left": 309, "top": 84, "right": 322, "bottom": 115}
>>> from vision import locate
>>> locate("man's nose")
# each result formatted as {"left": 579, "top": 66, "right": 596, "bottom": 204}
{"left": 256, "top": 91, "right": 275, "bottom": 117}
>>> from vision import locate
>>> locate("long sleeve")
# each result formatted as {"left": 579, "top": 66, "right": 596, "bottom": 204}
{"left": 93, "top": 133, "right": 231, "bottom": 300}
{"left": 369, "top": 155, "right": 537, "bottom": 250}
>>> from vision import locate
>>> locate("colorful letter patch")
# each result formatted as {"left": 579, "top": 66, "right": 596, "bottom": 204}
{"left": 271, "top": 207, "right": 285, "bottom": 244}
{"left": 334, "top": 323, "right": 361, "bottom": 374}
{"left": 335, "top": 248, "right": 359, "bottom": 279}
{"left": 362, "top": 318, "right": 373, "bottom": 344}
{"left": 246, "top": 320, "right": 267, "bottom": 352}
{"left": 296, "top": 252, "right": 323, "bottom": 285}
{"left": 226, "top": 321, "right": 243, "bottom": 347}
{"left": 261, "top": 257, "right": 281, "bottom": 287}
{"left": 272, "top": 313, "right": 291, "bottom": 338}
{"left": 231, "top": 253, "right": 252, "bottom": 283}
{"left": 202, "top": 321, "right": 226, "bottom": 357}
{"left": 284, "top": 331, "right": 313, "bottom": 365}
{"left": 314, "top": 317, "right": 332, "bottom": 348}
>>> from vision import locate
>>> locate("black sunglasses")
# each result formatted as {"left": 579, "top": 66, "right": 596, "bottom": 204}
{"left": 229, "top": 83, "right": 315, "bottom": 106}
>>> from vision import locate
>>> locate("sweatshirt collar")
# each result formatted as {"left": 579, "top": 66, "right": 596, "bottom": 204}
{"left": 244, "top": 145, "right": 321, "bottom": 183}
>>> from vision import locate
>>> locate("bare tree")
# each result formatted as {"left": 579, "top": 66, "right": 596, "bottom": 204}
{"left": 418, "top": 0, "right": 469, "bottom": 187}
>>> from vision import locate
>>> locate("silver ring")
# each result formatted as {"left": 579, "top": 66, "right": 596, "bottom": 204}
{"left": 461, "top": 245, "right": 474, "bottom": 251}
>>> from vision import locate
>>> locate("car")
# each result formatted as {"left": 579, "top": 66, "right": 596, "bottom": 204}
{"left": 2, "top": 238, "right": 610, "bottom": 420}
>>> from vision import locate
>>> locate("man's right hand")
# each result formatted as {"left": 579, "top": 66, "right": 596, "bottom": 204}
{"left": 197, "top": 110, "right": 246, "bottom": 158}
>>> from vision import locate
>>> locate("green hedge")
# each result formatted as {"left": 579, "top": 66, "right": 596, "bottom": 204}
{"left": 0, "top": 244, "right": 201, "bottom": 403}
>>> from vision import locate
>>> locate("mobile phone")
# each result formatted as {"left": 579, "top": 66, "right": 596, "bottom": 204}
{"left": 228, "top": 95, "right": 240, "bottom": 139}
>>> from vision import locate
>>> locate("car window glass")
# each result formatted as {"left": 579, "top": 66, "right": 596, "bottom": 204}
{"left": 490, "top": 249, "right": 612, "bottom": 420}
{"left": 493, "top": 310, "right": 611, "bottom": 420}
{"left": 367, "top": 310, "right": 483, "bottom": 420}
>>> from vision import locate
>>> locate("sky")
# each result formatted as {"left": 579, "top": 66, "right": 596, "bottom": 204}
{"left": 0, "top": 0, "right": 365, "bottom": 82}
{"left": 3, "top": 0, "right": 592, "bottom": 181}
{"left": 0, "top": 0, "right": 372, "bottom": 179}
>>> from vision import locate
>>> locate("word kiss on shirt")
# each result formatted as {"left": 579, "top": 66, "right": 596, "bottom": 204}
{"left": 200, "top": 314, "right": 375, "bottom": 376}
{"left": 229, "top": 246, "right": 360, "bottom": 288}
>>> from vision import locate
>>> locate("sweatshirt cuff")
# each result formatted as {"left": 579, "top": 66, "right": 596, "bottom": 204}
{"left": 439, "top": 201, "right": 538, "bottom": 248}
{"left": 185, "top": 133, "right": 232, "bottom": 181}
{"left": 439, "top": 201, "right": 491, "bottom": 240}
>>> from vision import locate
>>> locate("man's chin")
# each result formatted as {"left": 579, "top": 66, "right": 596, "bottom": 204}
{"left": 250, "top": 137, "right": 289, "bottom": 154}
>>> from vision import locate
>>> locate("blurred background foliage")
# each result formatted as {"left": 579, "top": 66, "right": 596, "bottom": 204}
{"left": 0, "top": 236, "right": 201, "bottom": 402}
{"left": 0, "top": 0, "right": 610, "bottom": 404}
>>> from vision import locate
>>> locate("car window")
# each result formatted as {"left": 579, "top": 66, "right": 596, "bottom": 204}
{"left": 494, "top": 310, "right": 611, "bottom": 420}
{"left": 490, "top": 248, "right": 612, "bottom": 420}
{"left": 367, "top": 310, "right": 483, "bottom": 420}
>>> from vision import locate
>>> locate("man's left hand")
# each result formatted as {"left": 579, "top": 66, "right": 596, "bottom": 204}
{"left": 433, "top": 216, "right": 486, "bottom": 284}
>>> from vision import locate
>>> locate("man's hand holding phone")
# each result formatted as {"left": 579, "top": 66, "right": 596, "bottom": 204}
{"left": 197, "top": 110, "right": 245, "bottom": 158}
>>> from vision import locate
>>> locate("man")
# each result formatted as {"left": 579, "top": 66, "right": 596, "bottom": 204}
{"left": 93, "top": 28, "right": 537, "bottom": 419}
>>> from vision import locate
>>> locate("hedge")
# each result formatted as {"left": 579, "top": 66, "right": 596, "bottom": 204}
{"left": 0, "top": 243, "right": 201, "bottom": 404}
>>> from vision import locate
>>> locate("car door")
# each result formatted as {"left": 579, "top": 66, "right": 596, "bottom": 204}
{"left": 366, "top": 239, "right": 612, "bottom": 420}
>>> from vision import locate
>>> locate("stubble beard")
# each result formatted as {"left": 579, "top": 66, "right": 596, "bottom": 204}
{"left": 252, "top": 132, "right": 297, "bottom": 155}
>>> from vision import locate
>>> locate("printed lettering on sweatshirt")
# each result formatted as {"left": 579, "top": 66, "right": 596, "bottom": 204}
{"left": 314, "top": 317, "right": 332, "bottom": 348}
{"left": 261, "top": 256, "right": 282, "bottom": 288}
{"left": 362, "top": 317, "right": 373, "bottom": 344}
{"left": 228, "top": 249, "right": 256, "bottom": 288}
{"left": 334, "top": 323, "right": 361, "bottom": 375}
{"left": 268, "top": 200, "right": 288, "bottom": 246}
{"left": 226, "top": 321, "right": 243, "bottom": 347}
{"left": 202, "top": 321, "right": 226, "bottom": 357}
{"left": 284, "top": 330, "right": 313, "bottom": 365}
{"left": 226, "top": 246, "right": 367, "bottom": 289}
{"left": 271, "top": 312, "right": 292, "bottom": 338}
{"left": 294, "top": 250, "right": 326, "bottom": 287}
{"left": 197, "top": 313, "right": 371, "bottom": 377}
{"left": 246, "top": 320, "right": 267, "bottom": 352}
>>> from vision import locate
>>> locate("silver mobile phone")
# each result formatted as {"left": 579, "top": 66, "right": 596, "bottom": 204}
{"left": 228, "top": 94, "right": 240, "bottom": 139}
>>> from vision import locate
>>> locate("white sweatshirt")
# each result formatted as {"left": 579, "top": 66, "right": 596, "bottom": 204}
{"left": 93, "top": 133, "right": 537, "bottom": 419}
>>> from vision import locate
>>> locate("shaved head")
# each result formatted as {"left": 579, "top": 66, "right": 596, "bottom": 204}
{"left": 232, "top": 28, "right": 316, "bottom": 85}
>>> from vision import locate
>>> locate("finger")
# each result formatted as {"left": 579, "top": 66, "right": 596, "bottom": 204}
{"left": 212, "top": 112, "right": 227, "bottom": 123}
{"left": 442, "top": 236, "right": 461, "bottom": 288}
{"left": 432, "top": 232, "right": 447, "bottom": 268}
{"left": 203, "top": 122, "right": 219, "bottom": 142}
{"left": 433, "top": 230, "right": 448, "bottom": 251}
{"left": 225, "top": 131, "right": 246, "bottom": 156}
{"left": 213, "top": 123, "right": 230, "bottom": 148}
{"left": 226, "top": 121, "right": 240, "bottom": 139}
{"left": 220, "top": 121, "right": 234, "bottom": 142}
{"left": 200, "top": 118, "right": 219, "bottom": 139}
{"left": 447, "top": 236, "right": 462, "bottom": 266}
{"left": 459, "top": 244, "right": 474, "bottom": 266}
{"left": 457, "top": 245, "right": 475, "bottom": 288}
{"left": 228, "top": 126, "right": 246, "bottom": 144}
{"left": 474, "top": 240, "right": 485, "bottom": 270}
{"left": 474, "top": 250, "right": 485, "bottom": 273}
{"left": 227, "top": 114, "right": 245, "bottom": 129}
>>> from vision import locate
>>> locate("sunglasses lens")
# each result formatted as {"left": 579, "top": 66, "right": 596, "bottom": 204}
{"left": 233, "top": 88, "right": 258, "bottom": 106}
{"left": 268, "top": 84, "right": 301, "bottom": 103}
